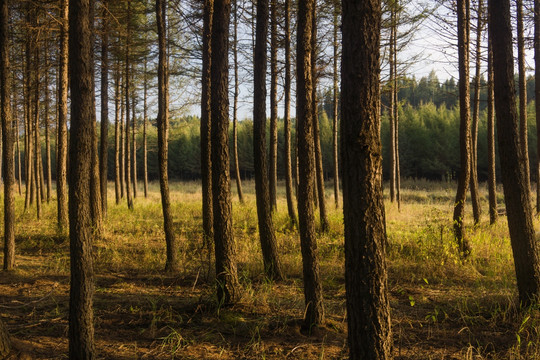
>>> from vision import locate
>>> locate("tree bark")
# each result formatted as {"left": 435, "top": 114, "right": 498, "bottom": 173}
{"left": 33, "top": 37, "right": 41, "bottom": 219}
{"left": 332, "top": 0, "right": 339, "bottom": 209}
{"left": 211, "top": 0, "right": 240, "bottom": 305}
{"left": 489, "top": 0, "right": 540, "bottom": 306}
{"left": 536, "top": 0, "right": 540, "bottom": 214}
{"left": 517, "top": 0, "right": 530, "bottom": 192}
{"left": 131, "top": 91, "right": 137, "bottom": 199}
{"left": 311, "top": 3, "right": 328, "bottom": 232}
{"left": 124, "top": 0, "right": 133, "bottom": 210}
{"left": 156, "top": 0, "right": 179, "bottom": 273}
{"left": 487, "top": 37, "right": 497, "bottom": 224}
{"left": 120, "top": 72, "right": 125, "bottom": 200}
{"left": 283, "top": 0, "right": 297, "bottom": 224}
{"left": 342, "top": 1, "right": 392, "bottom": 357}
{"left": 201, "top": 0, "right": 214, "bottom": 246}
{"left": 268, "top": 0, "right": 278, "bottom": 210}
{"left": 24, "top": 8, "right": 32, "bottom": 212}
{"left": 44, "top": 41, "right": 51, "bottom": 204}
{"left": 453, "top": 0, "right": 472, "bottom": 256}
{"left": 1, "top": 0, "right": 15, "bottom": 271}
{"left": 143, "top": 55, "right": 148, "bottom": 198}
{"left": 253, "top": 0, "right": 283, "bottom": 281}
{"left": 100, "top": 0, "right": 109, "bottom": 218}
{"left": 297, "top": 0, "right": 324, "bottom": 328}
{"left": 57, "top": 0, "right": 68, "bottom": 230}
{"left": 68, "top": 0, "right": 96, "bottom": 356}
{"left": 232, "top": 1, "right": 244, "bottom": 204}
{"left": 114, "top": 59, "right": 121, "bottom": 205}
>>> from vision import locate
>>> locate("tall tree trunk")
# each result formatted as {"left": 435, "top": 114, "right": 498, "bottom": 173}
{"left": 131, "top": 91, "right": 137, "bottom": 199}
{"left": 268, "top": 0, "right": 278, "bottom": 210}
{"left": 297, "top": 0, "right": 324, "bottom": 328}
{"left": 2, "top": 0, "right": 15, "bottom": 271}
{"left": 90, "top": 35, "right": 102, "bottom": 234}
{"left": 124, "top": 0, "right": 133, "bottom": 210}
{"left": 114, "top": 60, "right": 121, "bottom": 205}
{"left": 68, "top": 0, "right": 96, "bottom": 356}
{"left": 232, "top": 0, "right": 244, "bottom": 204}
{"left": 211, "top": 0, "right": 240, "bottom": 305}
{"left": 517, "top": 0, "right": 530, "bottom": 192}
{"left": 536, "top": 0, "right": 540, "bottom": 214}
{"left": 57, "top": 0, "right": 68, "bottom": 230}
{"left": 389, "top": 2, "right": 396, "bottom": 204}
{"left": 453, "top": 0, "right": 472, "bottom": 255}
{"left": 143, "top": 55, "right": 148, "bottom": 198}
{"left": 120, "top": 74, "right": 125, "bottom": 200}
{"left": 490, "top": 0, "right": 540, "bottom": 306}
{"left": 342, "top": 0, "right": 392, "bottom": 357}
{"left": 100, "top": 0, "right": 109, "bottom": 218}
{"left": 156, "top": 0, "right": 179, "bottom": 273}
{"left": 394, "top": 18, "right": 401, "bottom": 210}
{"left": 332, "top": 0, "right": 339, "bottom": 209}
{"left": 24, "top": 10, "right": 32, "bottom": 211}
{"left": 14, "top": 87, "right": 21, "bottom": 196}
{"left": 470, "top": 0, "right": 483, "bottom": 225}
{"left": 487, "top": 37, "right": 498, "bottom": 224}
{"left": 253, "top": 0, "right": 283, "bottom": 281}
{"left": 44, "top": 42, "right": 51, "bottom": 203}
{"left": 283, "top": 0, "right": 297, "bottom": 224}
{"left": 201, "top": 0, "right": 214, "bottom": 246}
{"left": 311, "top": 3, "right": 328, "bottom": 232}
{"left": 33, "top": 38, "right": 41, "bottom": 219}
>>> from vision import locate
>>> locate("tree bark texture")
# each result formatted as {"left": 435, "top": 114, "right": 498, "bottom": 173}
{"left": 1, "top": 0, "right": 15, "bottom": 271}
{"left": 100, "top": 0, "right": 109, "bottom": 218}
{"left": 131, "top": 92, "right": 137, "bottom": 199}
{"left": 253, "top": 0, "right": 283, "bottom": 281}
{"left": 68, "top": 0, "right": 96, "bottom": 357}
{"left": 201, "top": 0, "right": 214, "bottom": 246}
{"left": 143, "top": 56, "right": 148, "bottom": 198}
{"left": 489, "top": 0, "right": 540, "bottom": 306}
{"left": 487, "top": 37, "right": 497, "bottom": 224}
{"left": 269, "top": 0, "right": 278, "bottom": 210}
{"left": 517, "top": 0, "right": 530, "bottom": 192}
{"left": 332, "top": 0, "right": 339, "bottom": 209}
{"left": 453, "top": 0, "right": 472, "bottom": 255}
{"left": 156, "top": 0, "right": 179, "bottom": 273}
{"left": 124, "top": 0, "right": 133, "bottom": 210}
{"left": 57, "top": 0, "right": 69, "bottom": 230}
{"left": 114, "top": 60, "right": 121, "bottom": 205}
{"left": 232, "top": 2, "right": 244, "bottom": 204}
{"left": 283, "top": 0, "right": 297, "bottom": 224}
{"left": 211, "top": 0, "right": 240, "bottom": 305}
{"left": 341, "top": 0, "right": 392, "bottom": 358}
{"left": 536, "top": 0, "right": 540, "bottom": 214}
{"left": 44, "top": 43, "right": 51, "bottom": 203}
{"left": 297, "top": 0, "right": 324, "bottom": 328}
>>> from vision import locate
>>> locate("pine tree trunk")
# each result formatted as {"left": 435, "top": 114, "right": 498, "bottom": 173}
{"left": 90, "top": 43, "right": 102, "bottom": 234}
{"left": 490, "top": 0, "right": 540, "bottom": 306}
{"left": 341, "top": 1, "right": 392, "bottom": 357}
{"left": 114, "top": 60, "right": 121, "bottom": 205}
{"left": 14, "top": 89, "right": 21, "bottom": 196}
{"left": 453, "top": 0, "right": 472, "bottom": 255}
{"left": 44, "top": 43, "right": 51, "bottom": 204}
{"left": 132, "top": 92, "right": 137, "bottom": 199}
{"left": 100, "top": 0, "right": 109, "bottom": 218}
{"left": 1, "top": 0, "right": 15, "bottom": 271}
{"left": 487, "top": 38, "right": 497, "bottom": 224}
{"left": 201, "top": 0, "right": 214, "bottom": 246}
{"left": 283, "top": 0, "right": 297, "bottom": 224}
{"left": 33, "top": 38, "right": 41, "bottom": 219}
{"left": 311, "top": 3, "right": 328, "bottom": 232}
{"left": 68, "top": 0, "right": 96, "bottom": 356}
{"left": 232, "top": 2, "right": 244, "bottom": 204}
{"left": 332, "top": 0, "right": 339, "bottom": 209}
{"left": 120, "top": 75, "right": 125, "bottom": 200}
{"left": 269, "top": 0, "right": 278, "bottom": 210}
{"left": 211, "top": 0, "right": 240, "bottom": 305}
{"left": 517, "top": 0, "right": 530, "bottom": 192}
{"left": 24, "top": 12, "right": 32, "bottom": 211}
{"left": 156, "top": 0, "right": 179, "bottom": 273}
{"left": 469, "top": 0, "right": 483, "bottom": 225}
{"left": 124, "top": 0, "right": 133, "bottom": 210}
{"left": 536, "top": 0, "right": 540, "bottom": 214}
{"left": 57, "top": 0, "right": 68, "bottom": 230}
{"left": 143, "top": 55, "right": 148, "bottom": 198}
{"left": 253, "top": 0, "right": 283, "bottom": 281}
{"left": 389, "top": 3, "right": 396, "bottom": 204}
{"left": 297, "top": 0, "right": 324, "bottom": 328}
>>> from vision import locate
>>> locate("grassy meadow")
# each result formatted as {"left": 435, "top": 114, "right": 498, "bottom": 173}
{"left": 0, "top": 179, "right": 539, "bottom": 359}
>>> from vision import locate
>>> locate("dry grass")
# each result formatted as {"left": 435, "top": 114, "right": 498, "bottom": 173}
{"left": 0, "top": 180, "right": 538, "bottom": 359}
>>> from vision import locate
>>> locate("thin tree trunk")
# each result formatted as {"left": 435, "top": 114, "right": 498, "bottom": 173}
{"left": 311, "top": 3, "right": 328, "bottom": 232}
{"left": 342, "top": 0, "right": 392, "bottom": 357}
{"left": 124, "top": 0, "right": 133, "bottom": 210}
{"left": 201, "top": 0, "right": 214, "bottom": 246}
{"left": 44, "top": 42, "right": 51, "bottom": 203}
{"left": 14, "top": 86, "right": 21, "bottom": 196}
{"left": 33, "top": 38, "right": 41, "bottom": 219}
{"left": 68, "top": 0, "right": 96, "bottom": 356}
{"left": 114, "top": 60, "right": 121, "bottom": 205}
{"left": 132, "top": 91, "right": 137, "bottom": 199}
{"left": 211, "top": 0, "right": 240, "bottom": 305}
{"left": 517, "top": 0, "right": 530, "bottom": 192}
{"left": 100, "top": 0, "right": 109, "bottom": 218}
{"left": 269, "top": 0, "right": 278, "bottom": 210}
{"left": 469, "top": 0, "right": 483, "bottom": 225}
{"left": 143, "top": 55, "right": 148, "bottom": 198}
{"left": 90, "top": 35, "right": 102, "bottom": 234}
{"left": 2, "top": 0, "right": 15, "bottom": 271}
{"left": 24, "top": 12, "right": 32, "bottom": 211}
{"left": 253, "top": 0, "right": 283, "bottom": 281}
{"left": 284, "top": 0, "right": 297, "bottom": 224}
{"left": 487, "top": 37, "right": 497, "bottom": 224}
{"left": 453, "top": 0, "right": 472, "bottom": 255}
{"left": 297, "top": 0, "right": 324, "bottom": 328}
{"left": 120, "top": 74, "right": 125, "bottom": 199}
{"left": 389, "top": 3, "right": 396, "bottom": 204}
{"left": 332, "top": 0, "right": 339, "bottom": 209}
{"left": 489, "top": 0, "right": 540, "bottom": 306}
{"left": 232, "top": 1, "right": 244, "bottom": 204}
{"left": 394, "top": 15, "right": 401, "bottom": 210}
{"left": 57, "top": 0, "right": 68, "bottom": 230}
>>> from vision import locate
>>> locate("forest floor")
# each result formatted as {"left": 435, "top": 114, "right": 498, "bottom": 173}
{"left": 0, "top": 180, "right": 538, "bottom": 359}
